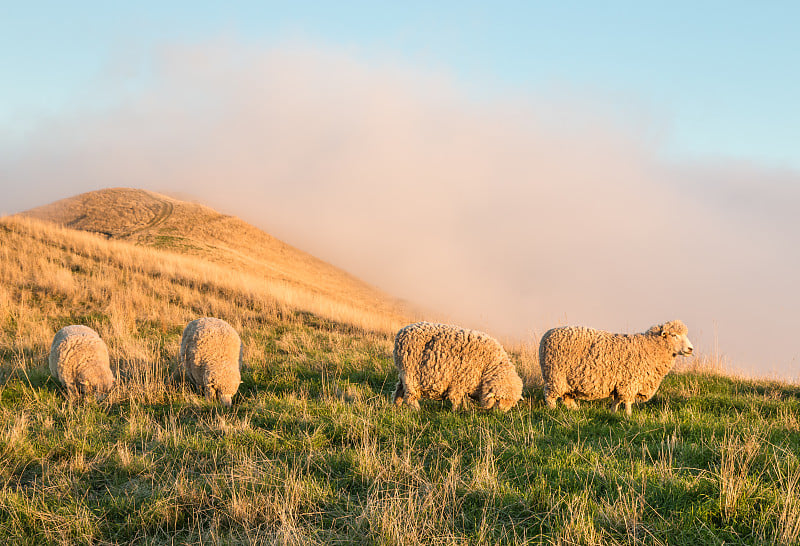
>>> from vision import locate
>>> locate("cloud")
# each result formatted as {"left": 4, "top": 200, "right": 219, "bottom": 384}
{"left": 2, "top": 38, "right": 798, "bottom": 378}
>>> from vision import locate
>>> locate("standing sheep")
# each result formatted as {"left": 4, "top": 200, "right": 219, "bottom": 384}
{"left": 176, "top": 317, "right": 242, "bottom": 407}
{"left": 539, "top": 320, "right": 694, "bottom": 416}
{"left": 393, "top": 322, "right": 523, "bottom": 412}
{"left": 49, "top": 325, "right": 115, "bottom": 399}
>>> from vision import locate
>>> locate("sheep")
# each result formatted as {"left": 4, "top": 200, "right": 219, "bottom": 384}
{"left": 539, "top": 319, "right": 694, "bottom": 416}
{"left": 392, "top": 322, "right": 523, "bottom": 412}
{"left": 49, "top": 325, "right": 115, "bottom": 398}
{"left": 176, "top": 317, "right": 242, "bottom": 407}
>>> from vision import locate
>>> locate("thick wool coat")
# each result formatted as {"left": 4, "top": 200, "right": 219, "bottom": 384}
{"left": 393, "top": 322, "right": 523, "bottom": 412}
{"left": 178, "top": 317, "right": 242, "bottom": 407}
{"left": 49, "top": 325, "right": 115, "bottom": 396}
{"left": 539, "top": 320, "right": 690, "bottom": 414}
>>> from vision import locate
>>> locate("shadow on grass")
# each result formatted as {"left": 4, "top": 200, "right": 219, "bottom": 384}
{"left": 0, "top": 366, "right": 60, "bottom": 394}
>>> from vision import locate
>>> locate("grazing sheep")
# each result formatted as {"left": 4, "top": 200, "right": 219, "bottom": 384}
{"left": 49, "top": 325, "right": 115, "bottom": 398}
{"left": 539, "top": 320, "right": 694, "bottom": 416}
{"left": 392, "top": 322, "right": 523, "bottom": 412}
{"left": 177, "top": 317, "right": 242, "bottom": 407}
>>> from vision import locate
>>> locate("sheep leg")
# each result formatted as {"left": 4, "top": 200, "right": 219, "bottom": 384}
{"left": 624, "top": 401, "right": 633, "bottom": 417}
{"left": 398, "top": 385, "right": 421, "bottom": 410}
{"left": 544, "top": 386, "right": 559, "bottom": 409}
{"left": 562, "top": 395, "right": 578, "bottom": 409}
{"left": 66, "top": 384, "right": 80, "bottom": 398}
{"left": 205, "top": 386, "right": 217, "bottom": 401}
{"left": 612, "top": 396, "right": 633, "bottom": 416}
{"left": 612, "top": 390, "right": 634, "bottom": 416}
{"left": 171, "top": 366, "right": 188, "bottom": 385}
{"left": 393, "top": 381, "right": 405, "bottom": 407}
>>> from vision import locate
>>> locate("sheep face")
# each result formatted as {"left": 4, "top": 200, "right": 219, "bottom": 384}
{"left": 649, "top": 320, "right": 694, "bottom": 357}
{"left": 76, "top": 363, "right": 115, "bottom": 400}
{"left": 668, "top": 332, "right": 693, "bottom": 356}
{"left": 666, "top": 334, "right": 694, "bottom": 356}
{"left": 480, "top": 368, "right": 524, "bottom": 412}
{"left": 495, "top": 394, "right": 521, "bottom": 412}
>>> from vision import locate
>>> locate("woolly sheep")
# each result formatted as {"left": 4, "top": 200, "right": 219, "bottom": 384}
{"left": 392, "top": 322, "right": 523, "bottom": 412}
{"left": 49, "top": 325, "right": 115, "bottom": 398}
{"left": 539, "top": 320, "right": 694, "bottom": 416}
{"left": 177, "top": 317, "right": 242, "bottom": 407}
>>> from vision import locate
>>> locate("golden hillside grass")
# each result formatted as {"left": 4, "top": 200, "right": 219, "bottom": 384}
{"left": 22, "top": 187, "right": 411, "bottom": 328}
{"left": 0, "top": 214, "right": 408, "bottom": 343}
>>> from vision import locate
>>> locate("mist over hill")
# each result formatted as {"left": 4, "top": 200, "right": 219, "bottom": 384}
{"left": 18, "top": 187, "right": 410, "bottom": 332}
{"left": 2, "top": 41, "right": 799, "bottom": 379}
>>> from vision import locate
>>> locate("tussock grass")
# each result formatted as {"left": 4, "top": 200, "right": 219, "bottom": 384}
{"left": 1, "top": 214, "right": 800, "bottom": 544}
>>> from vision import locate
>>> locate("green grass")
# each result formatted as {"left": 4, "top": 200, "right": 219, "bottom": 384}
{"left": 1, "top": 319, "right": 800, "bottom": 545}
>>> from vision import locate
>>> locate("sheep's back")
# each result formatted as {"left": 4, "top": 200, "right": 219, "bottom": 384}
{"left": 543, "top": 326, "right": 674, "bottom": 397}
{"left": 394, "top": 322, "right": 502, "bottom": 396}
{"left": 49, "top": 326, "right": 109, "bottom": 385}
{"left": 540, "top": 327, "right": 631, "bottom": 398}
{"left": 180, "top": 319, "right": 240, "bottom": 364}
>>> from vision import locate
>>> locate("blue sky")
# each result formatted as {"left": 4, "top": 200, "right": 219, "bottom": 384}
{"left": 3, "top": 1, "right": 799, "bottom": 170}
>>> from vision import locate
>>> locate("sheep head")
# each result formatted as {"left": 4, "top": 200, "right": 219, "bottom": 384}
{"left": 648, "top": 320, "right": 694, "bottom": 357}
{"left": 76, "top": 364, "right": 116, "bottom": 400}
{"left": 480, "top": 366, "right": 524, "bottom": 412}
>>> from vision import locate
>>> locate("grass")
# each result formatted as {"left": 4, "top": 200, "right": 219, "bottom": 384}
{"left": 1, "top": 213, "right": 800, "bottom": 544}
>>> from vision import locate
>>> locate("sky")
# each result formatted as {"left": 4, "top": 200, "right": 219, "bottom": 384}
{"left": 2, "top": 2, "right": 799, "bottom": 379}
{"left": 4, "top": 2, "right": 799, "bottom": 168}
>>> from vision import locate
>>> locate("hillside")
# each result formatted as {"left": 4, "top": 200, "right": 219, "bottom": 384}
{"left": 22, "top": 187, "right": 409, "bottom": 331}
{"left": 1, "top": 199, "right": 799, "bottom": 544}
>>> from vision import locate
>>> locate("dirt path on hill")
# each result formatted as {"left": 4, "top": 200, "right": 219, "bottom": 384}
{"left": 127, "top": 199, "right": 174, "bottom": 236}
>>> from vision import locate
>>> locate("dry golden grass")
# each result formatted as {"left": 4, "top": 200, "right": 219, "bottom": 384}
{"left": 0, "top": 214, "right": 407, "bottom": 349}
{"left": 21, "top": 187, "right": 412, "bottom": 331}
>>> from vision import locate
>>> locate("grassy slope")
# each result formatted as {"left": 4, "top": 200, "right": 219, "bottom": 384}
{"left": 22, "top": 187, "right": 410, "bottom": 329}
{"left": 1, "top": 215, "right": 800, "bottom": 544}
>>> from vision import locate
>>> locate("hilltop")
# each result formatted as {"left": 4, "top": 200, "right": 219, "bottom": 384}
{"left": 1, "top": 192, "right": 799, "bottom": 544}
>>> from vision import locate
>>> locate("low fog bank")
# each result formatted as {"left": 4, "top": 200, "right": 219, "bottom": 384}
{"left": 2, "top": 40, "right": 798, "bottom": 379}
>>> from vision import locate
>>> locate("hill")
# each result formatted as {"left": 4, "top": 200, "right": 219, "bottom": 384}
{"left": 22, "top": 187, "right": 409, "bottom": 332}
{"left": 1, "top": 196, "right": 799, "bottom": 544}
